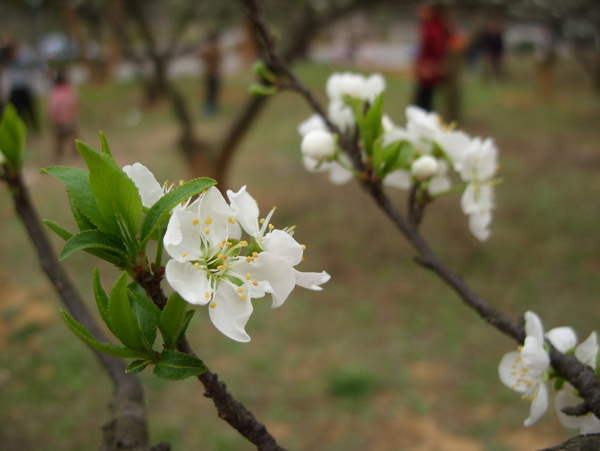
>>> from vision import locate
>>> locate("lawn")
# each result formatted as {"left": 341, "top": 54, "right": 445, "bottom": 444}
{"left": 1, "top": 54, "right": 599, "bottom": 450}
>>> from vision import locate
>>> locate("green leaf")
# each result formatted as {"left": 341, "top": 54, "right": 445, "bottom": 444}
{"left": 108, "top": 273, "right": 153, "bottom": 355}
{"left": 0, "top": 104, "right": 26, "bottom": 169}
{"left": 68, "top": 192, "right": 97, "bottom": 232}
{"left": 93, "top": 268, "right": 117, "bottom": 337}
{"left": 76, "top": 140, "right": 143, "bottom": 247}
{"left": 140, "top": 177, "right": 216, "bottom": 243}
{"left": 376, "top": 140, "right": 403, "bottom": 177}
{"left": 174, "top": 310, "right": 195, "bottom": 349}
{"left": 42, "top": 219, "right": 73, "bottom": 241}
{"left": 60, "top": 310, "right": 141, "bottom": 358}
{"left": 248, "top": 83, "right": 277, "bottom": 96}
{"left": 362, "top": 93, "right": 384, "bottom": 156}
{"left": 153, "top": 350, "right": 205, "bottom": 381}
{"left": 396, "top": 141, "right": 416, "bottom": 170}
{"left": 42, "top": 167, "right": 111, "bottom": 233}
{"left": 59, "top": 229, "right": 128, "bottom": 262}
{"left": 131, "top": 299, "right": 157, "bottom": 350}
{"left": 98, "top": 131, "right": 112, "bottom": 156}
{"left": 127, "top": 284, "right": 162, "bottom": 326}
{"left": 126, "top": 359, "right": 151, "bottom": 374}
{"left": 160, "top": 292, "right": 188, "bottom": 349}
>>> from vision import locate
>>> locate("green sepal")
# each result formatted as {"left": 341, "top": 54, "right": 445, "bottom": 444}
{"left": 153, "top": 350, "right": 205, "bottom": 381}
{"left": 43, "top": 219, "right": 73, "bottom": 241}
{"left": 126, "top": 359, "right": 151, "bottom": 374}
{"left": 108, "top": 272, "right": 154, "bottom": 355}
{"left": 76, "top": 140, "right": 143, "bottom": 249}
{"left": 140, "top": 177, "right": 216, "bottom": 244}
{"left": 99, "top": 131, "right": 112, "bottom": 157}
{"left": 59, "top": 229, "right": 128, "bottom": 262}
{"left": 160, "top": 292, "right": 192, "bottom": 349}
{"left": 60, "top": 309, "right": 141, "bottom": 358}
{"left": 0, "top": 104, "right": 26, "bottom": 169}
{"left": 361, "top": 93, "right": 384, "bottom": 156}
{"left": 42, "top": 166, "right": 111, "bottom": 234}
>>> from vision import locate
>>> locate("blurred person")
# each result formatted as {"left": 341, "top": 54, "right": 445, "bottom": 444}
{"left": 536, "top": 21, "right": 560, "bottom": 103}
{"left": 200, "top": 31, "right": 222, "bottom": 116}
{"left": 4, "top": 40, "right": 43, "bottom": 132}
{"left": 48, "top": 70, "right": 79, "bottom": 161}
{"left": 481, "top": 16, "right": 505, "bottom": 82}
{"left": 413, "top": 2, "right": 449, "bottom": 112}
{"left": 442, "top": 14, "right": 468, "bottom": 123}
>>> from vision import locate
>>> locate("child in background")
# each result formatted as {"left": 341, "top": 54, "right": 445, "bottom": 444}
{"left": 48, "top": 71, "right": 78, "bottom": 161}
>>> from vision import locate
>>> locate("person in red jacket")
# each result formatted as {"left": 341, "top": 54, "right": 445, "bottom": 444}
{"left": 413, "top": 3, "right": 449, "bottom": 112}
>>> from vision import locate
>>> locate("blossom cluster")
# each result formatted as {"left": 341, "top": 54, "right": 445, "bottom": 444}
{"left": 125, "top": 163, "right": 330, "bottom": 342}
{"left": 498, "top": 311, "right": 599, "bottom": 432}
{"left": 297, "top": 71, "right": 499, "bottom": 241}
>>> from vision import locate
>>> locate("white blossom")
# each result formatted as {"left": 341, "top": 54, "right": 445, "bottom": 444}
{"left": 123, "top": 162, "right": 168, "bottom": 208}
{"left": 301, "top": 130, "right": 336, "bottom": 162}
{"left": 411, "top": 155, "right": 439, "bottom": 181}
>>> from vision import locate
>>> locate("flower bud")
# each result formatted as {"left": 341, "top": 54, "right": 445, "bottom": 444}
{"left": 411, "top": 155, "right": 439, "bottom": 181}
{"left": 301, "top": 130, "right": 336, "bottom": 161}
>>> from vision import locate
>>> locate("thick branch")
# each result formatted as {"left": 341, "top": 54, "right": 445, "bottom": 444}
{"left": 538, "top": 434, "right": 600, "bottom": 451}
{"left": 4, "top": 166, "right": 152, "bottom": 450}
{"left": 136, "top": 273, "right": 285, "bottom": 451}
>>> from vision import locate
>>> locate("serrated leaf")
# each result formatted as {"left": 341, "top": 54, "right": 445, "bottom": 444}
{"left": 108, "top": 273, "right": 152, "bottom": 355}
{"left": 131, "top": 301, "right": 157, "bottom": 349}
{"left": 59, "top": 229, "right": 128, "bottom": 262}
{"left": 43, "top": 219, "right": 73, "bottom": 241}
{"left": 126, "top": 359, "right": 151, "bottom": 374}
{"left": 76, "top": 140, "right": 143, "bottom": 247}
{"left": 153, "top": 350, "right": 205, "bottom": 381}
{"left": 60, "top": 310, "right": 141, "bottom": 358}
{"left": 0, "top": 104, "right": 26, "bottom": 169}
{"left": 42, "top": 166, "right": 112, "bottom": 233}
{"left": 99, "top": 131, "right": 112, "bottom": 156}
{"left": 140, "top": 177, "right": 216, "bottom": 243}
{"left": 128, "top": 284, "right": 162, "bottom": 326}
{"left": 160, "top": 292, "right": 188, "bottom": 349}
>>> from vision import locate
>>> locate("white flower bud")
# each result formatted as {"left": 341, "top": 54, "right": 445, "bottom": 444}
{"left": 411, "top": 155, "right": 439, "bottom": 181}
{"left": 301, "top": 130, "right": 336, "bottom": 161}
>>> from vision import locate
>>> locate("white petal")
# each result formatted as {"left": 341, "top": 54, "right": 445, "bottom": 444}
{"left": 198, "top": 187, "right": 241, "bottom": 246}
{"left": 499, "top": 351, "right": 529, "bottom": 393}
{"left": 302, "top": 156, "right": 329, "bottom": 173}
{"left": 298, "top": 114, "right": 326, "bottom": 136}
{"left": 576, "top": 331, "right": 598, "bottom": 369}
{"left": 163, "top": 210, "right": 203, "bottom": 262}
{"left": 383, "top": 169, "right": 411, "bottom": 190}
{"left": 428, "top": 175, "right": 451, "bottom": 194}
{"left": 555, "top": 383, "right": 587, "bottom": 430}
{"left": 545, "top": 327, "right": 578, "bottom": 353}
{"left": 524, "top": 382, "right": 548, "bottom": 426}
{"left": 461, "top": 184, "right": 478, "bottom": 215}
{"left": 525, "top": 311, "right": 545, "bottom": 344}
{"left": 437, "top": 131, "right": 471, "bottom": 169}
{"left": 328, "top": 158, "right": 354, "bottom": 185}
{"left": 521, "top": 336, "right": 550, "bottom": 376}
{"left": 328, "top": 99, "right": 355, "bottom": 131}
{"left": 165, "top": 260, "right": 211, "bottom": 305}
{"left": 263, "top": 229, "right": 303, "bottom": 266}
{"left": 294, "top": 269, "right": 330, "bottom": 291}
{"left": 227, "top": 185, "right": 260, "bottom": 236}
{"left": 469, "top": 210, "right": 491, "bottom": 241}
{"left": 208, "top": 283, "right": 253, "bottom": 342}
{"left": 365, "top": 73, "right": 385, "bottom": 101}
{"left": 244, "top": 252, "right": 296, "bottom": 308}
{"left": 123, "top": 162, "right": 164, "bottom": 208}
{"left": 580, "top": 415, "right": 600, "bottom": 434}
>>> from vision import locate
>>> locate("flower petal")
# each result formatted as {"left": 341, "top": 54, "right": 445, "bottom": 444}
{"left": 499, "top": 351, "right": 528, "bottom": 393}
{"left": 525, "top": 311, "right": 545, "bottom": 344}
{"left": 198, "top": 187, "right": 241, "bottom": 247}
{"left": 576, "top": 331, "right": 598, "bottom": 369}
{"left": 123, "top": 162, "right": 164, "bottom": 208}
{"left": 328, "top": 157, "right": 354, "bottom": 185}
{"left": 521, "top": 336, "right": 550, "bottom": 376}
{"left": 164, "top": 209, "right": 203, "bottom": 262}
{"left": 293, "top": 269, "right": 330, "bottom": 291}
{"left": 165, "top": 260, "right": 211, "bottom": 305}
{"left": 263, "top": 229, "right": 303, "bottom": 266}
{"left": 524, "top": 382, "right": 548, "bottom": 426}
{"left": 545, "top": 327, "right": 578, "bottom": 353}
{"left": 245, "top": 252, "right": 296, "bottom": 308}
{"left": 208, "top": 283, "right": 253, "bottom": 342}
{"left": 383, "top": 169, "right": 411, "bottom": 190}
{"left": 555, "top": 383, "right": 587, "bottom": 430}
{"left": 227, "top": 186, "right": 260, "bottom": 236}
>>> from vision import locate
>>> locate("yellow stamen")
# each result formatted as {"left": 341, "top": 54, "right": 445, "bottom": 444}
{"left": 239, "top": 295, "right": 247, "bottom": 301}
{"left": 245, "top": 273, "right": 251, "bottom": 280}
{"left": 181, "top": 252, "right": 188, "bottom": 258}
{"left": 192, "top": 218, "right": 199, "bottom": 225}
{"left": 209, "top": 301, "right": 217, "bottom": 308}
{"left": 205, "top": 292, "right": 211, "bottom": 298}
{"left": 301, "top": 244, "right": 306, "bottom": 250}
{"left": 260, "top": 218, "right": 265, "bottom": 224}
{"left": 204, "top": 228, "right": 210, "bottom": 234}
{"left": 228, "top": 217, "right": 235, "bottom": 224}
{"left": 194, "top": 263, "right": 201, "bottom": 269}
{"left": 237, "top": 287, "right": 244, "bottom": 293}
{"left": 268, "top": 224, "right": 274, "bottom": 230}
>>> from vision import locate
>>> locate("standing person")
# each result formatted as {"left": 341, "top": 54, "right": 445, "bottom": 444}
{"left": 4, "top": 41, "right": 43, "bottom": 132}
{"left": 481, "top": 16, "right": 505, "bottom": 82}
{"left": 413, "top": 3, "right": 449, "bottom": 112}
{"left": 48, "top": 70, "right": 79, "bottom": 161}
{"left": 200, "top": 31, "right": 222, "bottom": 116}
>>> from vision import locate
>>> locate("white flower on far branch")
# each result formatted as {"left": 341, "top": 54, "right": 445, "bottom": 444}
{"left": 301, "top": 130, "right": 336, "bottom": 162}
{"left": 411, "top": 155, "right": 439, "bottom": 181}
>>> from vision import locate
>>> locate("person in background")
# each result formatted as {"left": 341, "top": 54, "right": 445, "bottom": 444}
{"left": 481, "top": 16, "right": 505, "bottom": 82}
{"left": 200, "top": 31, "right": 222, "bottom": 116}
{"left": 48, "top": 70, "right": 79, "bottom": 161}
{"left": 413, "top": 3, "right": 449, "bottom": 112}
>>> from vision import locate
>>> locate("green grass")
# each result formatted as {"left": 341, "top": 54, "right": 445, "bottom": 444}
{"left": 1, "top": 54, "right": 599, "bottom": 449}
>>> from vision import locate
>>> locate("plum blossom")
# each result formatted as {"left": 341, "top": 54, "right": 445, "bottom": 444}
{"left": 499, "top": 311, "right": 551, "bottom": 426}
{"left": 301, "top": 130, "right": 336, "bottom": 162}
{"left": 411, "top": 155, "right": 439, "bottom": 181}
{"left": 163, "top": 186, "right": 329, "bottom": 342}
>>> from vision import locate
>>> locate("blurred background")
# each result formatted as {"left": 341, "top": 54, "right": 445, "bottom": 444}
{"left": 1, "top": 0, "right": 599, "bottom": 449}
